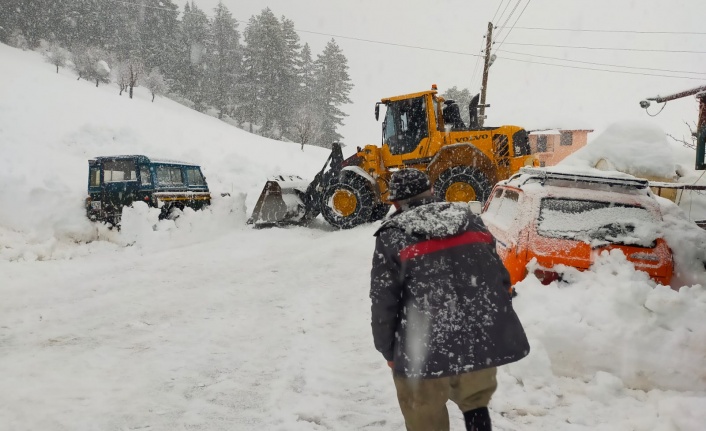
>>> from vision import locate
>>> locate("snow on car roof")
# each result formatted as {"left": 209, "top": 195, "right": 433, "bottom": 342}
{"left": 505, "top": 167, "right": 650, "bottom": 190}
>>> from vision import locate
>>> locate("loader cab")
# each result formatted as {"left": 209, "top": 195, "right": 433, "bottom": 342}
{"left": 381, "top": 95, "right": 430, "bottom": 155}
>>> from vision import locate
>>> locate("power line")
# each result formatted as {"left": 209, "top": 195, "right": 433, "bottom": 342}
{"left": 494, "top": 0, "right": 532, "bottom": 52}
{"left": 497, "top": 49, "right": 706, "bottom": 75}
{"left": 494, "top": 0, "right": 523, "bottom": 42}
{"left": 509, "top": 26, "right": 706, "bottom": 35}
{"left": 495, "top": 0, "right": 513, "bottom": 31}
{"left": 501, "top": 42, "right": 706, "bottom": 54}
{"left": 469, "top": 42, "right": 484, "bottom": 91}
{"left": 490, "top": 0, "right": 508, "bottom": 25}
{"left": 496, "top": 55, "right": 706, "bottom": 80}
{"left": 290, "top": 29, "right": 482, "bottom": 58}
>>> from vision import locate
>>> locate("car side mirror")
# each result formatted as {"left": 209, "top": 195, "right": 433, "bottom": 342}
{"left": 375, "top": 102, "right": 380, "bottom": 121}
{"left": 468, "top": 201, "right": 483, "bottom": 215}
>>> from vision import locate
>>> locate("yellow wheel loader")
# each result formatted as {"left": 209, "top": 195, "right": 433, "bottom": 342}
{"left": 248, "top": 85, "right": 537, "bottom": 229}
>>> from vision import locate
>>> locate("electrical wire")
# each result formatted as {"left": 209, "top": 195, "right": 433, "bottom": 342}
{"left": 645, "top": 102, "right": 668, "bottom": 117}
{"left": 494, "top": 0, "right": 523, "bottom": 42}
{"left": 501, "top": 42, "right": 706, "bottom": 54}
{"left": 496, "top": 49, "right": 706, "bottom": 76}
{"left": 469, "top": 42, "right": 484, "bottom": 92}
{"left": 511, "top": 26, "right": 706, "bottom": 35}
{"left": 496, "top": 55, "right": 706, "bottom": 80}
{"left": 490, "top": 0, "right": 508, "bottom": 25}
{"left": 494, "top": 0, "right": 513, "bottom": 31}
{"left": 494, "top": 0, "right": 532, "bottom": 52}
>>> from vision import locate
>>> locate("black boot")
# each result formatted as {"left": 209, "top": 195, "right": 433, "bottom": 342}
{"left": 463, "top": 407, "right": 491, "bottom": 431}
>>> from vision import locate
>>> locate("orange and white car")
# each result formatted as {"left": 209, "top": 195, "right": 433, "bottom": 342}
{"left": 481, "top": 168, "right": 673, "bottom": 286}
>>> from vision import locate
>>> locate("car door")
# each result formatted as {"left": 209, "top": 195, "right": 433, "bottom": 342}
{"left": 482, "top": 187, "right": 528, "bottom": 285}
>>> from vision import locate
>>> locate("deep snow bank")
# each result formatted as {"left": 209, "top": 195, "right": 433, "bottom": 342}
{"left": 0, "top": 43, "right": 329, "bottom": 261}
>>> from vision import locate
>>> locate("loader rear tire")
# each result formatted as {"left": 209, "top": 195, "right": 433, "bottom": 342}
{"left": 321, "top": 177, "right": 374, "bottom": 229}
{"left": 434, "top": 166, "right": 491, "bottom": 203}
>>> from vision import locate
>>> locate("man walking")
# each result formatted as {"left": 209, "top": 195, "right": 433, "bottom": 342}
{"left": 370, "top": 169, "right": 529, "bottom": 431}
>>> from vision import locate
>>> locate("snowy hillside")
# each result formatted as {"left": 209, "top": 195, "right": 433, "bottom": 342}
{"left": 1, "top": 44, "right": 705, "bottom": 431}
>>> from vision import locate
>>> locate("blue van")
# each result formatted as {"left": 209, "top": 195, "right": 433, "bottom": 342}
{"left": 86, "top": 155, "right": 211, "bottom": 225}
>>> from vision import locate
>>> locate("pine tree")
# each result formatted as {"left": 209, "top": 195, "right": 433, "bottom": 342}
{"left": 299, "top": 43, "right": 317, "bottom": 110}
{"left": 137, "top": 0, "right": 180, "bottom": 72}
{"left": 314, "top": 39, "right": 353, "bottom": 147}
{"left": 205, "top": 3, "right": 241, "bottom": 119}
{"left": 277, "top": 16, "right": 302, "bottom": 140}
{"left": 174, "top": 2, "right": 211, "bottom": 111}
{"left": 239, "top": 8, "right": 290, "bottom": 137}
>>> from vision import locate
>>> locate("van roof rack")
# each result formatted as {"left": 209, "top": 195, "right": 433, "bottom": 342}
{"left": 511, "top": 167, "right": 650, "bottom": 189}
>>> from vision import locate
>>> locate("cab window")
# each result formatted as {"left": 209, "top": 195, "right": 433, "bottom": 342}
{"left": 103, "top": 160, "right": 137, "bottom": 182}
{"left": 156, "top": 166, "right": 184, "bottom": 186}
{"left": 383, "top": 96, "right": 429, "bottom": 155}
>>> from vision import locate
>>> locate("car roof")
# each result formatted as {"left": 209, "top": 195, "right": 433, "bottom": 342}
{"left": 89, "top": 155, "right": 200, "bottom": 167}
{"left": 498, "top": 167, "right": 658, "bottom": 207}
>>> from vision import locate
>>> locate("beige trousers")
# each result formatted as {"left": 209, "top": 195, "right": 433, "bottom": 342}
{"left": 392, "top": 367, "right": 497, "bottom": 431}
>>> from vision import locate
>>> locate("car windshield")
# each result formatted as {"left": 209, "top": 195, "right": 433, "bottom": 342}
{"left": 537, "top": 198, "right": 660, "bottom": 247}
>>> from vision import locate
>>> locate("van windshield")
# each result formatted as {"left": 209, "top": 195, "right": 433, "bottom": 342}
{"left": 537, "top": 198, "right": 659, "bottom": 247}
{"left": 186, "top": 168, "right": 206, "bottom": 186}
{"left": 156, "top": 165, "right": 184, "bottom": 186}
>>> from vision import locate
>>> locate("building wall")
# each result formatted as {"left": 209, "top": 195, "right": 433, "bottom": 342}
{"left": 529, "top": 130, "right": 592, "bottom": 166}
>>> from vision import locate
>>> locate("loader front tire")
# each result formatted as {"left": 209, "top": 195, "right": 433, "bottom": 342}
{"left": 434, "top": 166, "right": 491, "bottom": 203}
{"left": 369, "top": 203, "right": 391, "bottom": 222}
{"left": 321, "top": 177, "right": 374, "bottom": 229}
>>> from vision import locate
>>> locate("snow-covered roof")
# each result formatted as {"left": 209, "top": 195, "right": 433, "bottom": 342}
{"left": 92, "top": 155, "right": 200, "bottom": 166}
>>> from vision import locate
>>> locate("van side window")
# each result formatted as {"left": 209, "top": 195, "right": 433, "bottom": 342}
{"left": 89, "top": 167, "right": 100, "bottom": 187}
{"left": 156, "top": 166, "right": 184, "bottom": 186}
{"left": 103, "top": 160, "right": 137, "bottom": 182}
{"left": 186, "top": 168, "right": 206, "bottom": 186}
{"left": 139, "top": 165, "right": 152, "bottom": 186}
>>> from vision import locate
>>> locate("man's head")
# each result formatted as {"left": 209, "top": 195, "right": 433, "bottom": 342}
{"left": 387, "top": 169, "right": 432, "bottom": 203}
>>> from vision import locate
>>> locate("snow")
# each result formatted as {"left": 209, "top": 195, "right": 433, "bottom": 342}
{"left": 2, "top": 43, "right": 706, "bottom": 430}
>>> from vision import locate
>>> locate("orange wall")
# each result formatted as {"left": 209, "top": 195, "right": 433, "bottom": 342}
{"left": 529, "top": 130, "right": 592, "bottom": 166}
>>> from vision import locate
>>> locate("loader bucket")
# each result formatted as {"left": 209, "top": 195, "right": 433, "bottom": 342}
{"left": 247, "top": 175, "right": 310, "bottom": 226}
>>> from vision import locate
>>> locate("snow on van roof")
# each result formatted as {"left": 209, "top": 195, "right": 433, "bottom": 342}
{"left": 91, "top": 155, "right": 200, "bottom": 166}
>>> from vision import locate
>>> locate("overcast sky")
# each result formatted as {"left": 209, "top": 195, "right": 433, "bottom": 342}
{"left": 180, "top": 0, "right": 706, "bottom": 151}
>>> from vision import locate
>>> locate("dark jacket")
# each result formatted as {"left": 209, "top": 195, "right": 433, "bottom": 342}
{"left": 370, "top": 197, "right": 529, "bottom": 378}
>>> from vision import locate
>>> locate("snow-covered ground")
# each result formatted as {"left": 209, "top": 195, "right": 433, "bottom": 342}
{"left": 1, "top": 44, "right": 705, "bottom": 430}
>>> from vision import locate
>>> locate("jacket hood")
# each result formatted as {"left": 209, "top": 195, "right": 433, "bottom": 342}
{"left": 378, "top": 201, "right": 474, "bottom": 239}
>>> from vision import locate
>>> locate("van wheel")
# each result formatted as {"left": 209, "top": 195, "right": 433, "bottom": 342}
{"left": 321, "top": 176, "right": 374, "bottom": 229}
{"left": 434, "top": 166, "right": 491, "bottom": 203}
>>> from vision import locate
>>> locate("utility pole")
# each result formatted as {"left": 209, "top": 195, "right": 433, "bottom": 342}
{"left": 478, "top": 22, "right": 493, "bottom": 127}
{"left": 641, "top": 84, "right": 706, "bottom": 170}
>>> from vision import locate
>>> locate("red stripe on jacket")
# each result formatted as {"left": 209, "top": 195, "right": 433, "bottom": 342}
{"left": 400, "top": 231, "right": 493, "bottom": 262}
